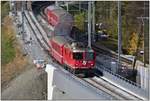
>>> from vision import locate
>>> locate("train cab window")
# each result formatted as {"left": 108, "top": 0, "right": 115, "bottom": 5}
{"left": 86, "top": 52, "right": 94, "bottom": 60}
{"left": 47, "top": 33, "right": 51, "bottom": 38}
{"left": 73, "top": 52, "right": 83, "bottom": 60}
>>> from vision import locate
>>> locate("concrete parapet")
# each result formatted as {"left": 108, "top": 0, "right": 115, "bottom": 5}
{"left": 45, "top": 64, "right": 110, "bottom": 100}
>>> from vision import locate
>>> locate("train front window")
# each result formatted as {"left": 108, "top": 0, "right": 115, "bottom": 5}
{"left": 86, "top": 52, "right": 94, "bottom": 60}
{"left": 73, "top": 52, "right": 83, "bottom": 60}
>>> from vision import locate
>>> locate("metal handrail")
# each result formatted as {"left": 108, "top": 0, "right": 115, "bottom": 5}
{"left": 96, "top": 65, "right": 141, "bottom": 88}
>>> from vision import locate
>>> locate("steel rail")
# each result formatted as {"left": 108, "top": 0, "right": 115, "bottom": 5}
{"left": 90, "top": 77, "right": 143, "bottom": 100}
{"left": 83, "top": 78, "right": 129, "bottom": 100}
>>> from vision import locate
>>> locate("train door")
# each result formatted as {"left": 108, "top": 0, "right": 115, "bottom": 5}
{"left": 63, "top": 47, "right": 68, "bottom": 64}
{"left": 63, "top": 47, "right": 72, "bottom": 67}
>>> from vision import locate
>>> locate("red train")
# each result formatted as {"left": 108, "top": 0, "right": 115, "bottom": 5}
{"left": 45, "top": 5, "right": 96, "bottom": 74}
{"left": 44, "top": 5, "right": 73, "bottom": 36}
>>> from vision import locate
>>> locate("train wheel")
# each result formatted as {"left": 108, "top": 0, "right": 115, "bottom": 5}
{"left": 63, "top": 64, "right": 67, "bottom": 70}
{"left": 72, "top": 69, "right": 76, "bottom": 75}
{"left": 84, "top": 69, "right": 94, "bottom": 78}
{"left": 66, "top": 67, "right": 69, "bottom": 72}
{"left": 69, "top": 68, "right": 74, "bottom": 74}
{"left": 51, "top": 57, "right": 56, "bottom": 62}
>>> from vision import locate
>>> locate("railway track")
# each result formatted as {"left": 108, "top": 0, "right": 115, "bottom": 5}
{"left": 92, "top": 44, "right": 133, "bottom": 64}
{"left": 88, "top": 76, "right": 143, "bottom": 100}
{"left": 83, "top": 78, "right": 129, "bottom": 100}
{"left": 24, "top": 12, "right": 47, "bottom": 50}
{"left": 78, "top": 38, "right": 133, "bottom": 65}
{"left": 23, "top": 2, "right": 143, "bottom": 100}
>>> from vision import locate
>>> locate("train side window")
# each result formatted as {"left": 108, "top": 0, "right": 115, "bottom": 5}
{"left": 57, "top": 45, "right": 59, "bottom": 53}
{"left": 70, "top": 52, "right": 73, "bottom": 59}
{"left": 54, "top": 43, "right": 56, "bottom": 51}
{"left": 56, "top": 45, "right": 57, "bottom": 52}
{"left": 58, "top": 46, "right": 59, "bottom": 52}
{"left": 68, "top": 50, "right": 70, "bottom": 56}
{"left": 56, "top": 45, "right": 58, "bottom": 52}
{"left": 53, "top": 43, "right": 54, "bottom": 48}
{"left": 66, "top": 49, "right": 68, "bottom": 55}
{"left": 66, "top": 48, "right": 69, "bottom": 55}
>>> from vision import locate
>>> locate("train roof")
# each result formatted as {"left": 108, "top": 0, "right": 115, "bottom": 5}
{"left": 46, "top": 5, "right": 63, "bottom": 11}
{"left": 52, "top": 36, "right": 93, "bottom": 52}
{"left": 46, "top": 5, "right": 67, "bottom": 17}
{"left": 64, "top": 38, "right": 93, "bottom": 52}
{"left": 51, "top": 36, "right": 68, "bottom": 46}
{"left": 46, "top": 5, "right": 73, "bottom": 22}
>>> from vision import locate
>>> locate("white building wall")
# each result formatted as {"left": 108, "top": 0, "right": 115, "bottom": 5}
{"left": 136, "top": 61, "right": 150, "bottom": 92}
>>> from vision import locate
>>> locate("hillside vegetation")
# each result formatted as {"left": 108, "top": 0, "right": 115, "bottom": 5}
{"left": 1, "top": 1, "right": 29, "bottom": 88}
{"left": 71, "top": 1, "right": 148, "bottom": 58}
{"left": 1, "top": 1, "right": 16, "bottom": 65}
{"left": 95, "top": 1, "right": 146, "bottom": 55}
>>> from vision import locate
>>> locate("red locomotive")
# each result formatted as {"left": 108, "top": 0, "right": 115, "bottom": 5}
{"left": 50, "top": 36, "right": 96, "bottom": 74}
{"left": 45, "top": 5, "right": 96, "bottom": 74}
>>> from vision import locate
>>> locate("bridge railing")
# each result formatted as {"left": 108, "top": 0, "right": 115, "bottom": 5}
{"left": 96, "top": 65, "right": 148, "bottom": 100}
{"left": 96, "top": 64, "right": 141, "bottom": 88}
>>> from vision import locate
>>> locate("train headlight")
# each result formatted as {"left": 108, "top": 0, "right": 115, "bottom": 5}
{"left": 82, "top": 61, "right": 86, "bottom": 65}
{"left": 75, "top": 63, "right": 78, "bottom": 66}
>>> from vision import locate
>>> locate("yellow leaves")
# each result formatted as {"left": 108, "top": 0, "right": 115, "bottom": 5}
{"left": 1, "top": 1, "right": 9, "bottom": 19}
{"left": 127, "top": 32, "right": 138, "bottom": 55}
{"left": 2, "top": 17, "right": 16, "bottom": 45}
{"left": 3, "top": 17, "right": 15, "bottom": 37}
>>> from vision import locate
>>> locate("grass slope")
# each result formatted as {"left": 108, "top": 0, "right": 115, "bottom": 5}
{"left": 1, "top": 1, "right": 15, "bottom": 65}
{"left": 1, "top": 2, "right": 30, "bottom": 89}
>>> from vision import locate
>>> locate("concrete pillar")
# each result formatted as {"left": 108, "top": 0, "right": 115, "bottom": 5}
{"left": 55, "top": 1, "right": 59, "bottom": 7}
{"left": 88, "top": 1, "right": 92, "bottom": 48}
{"left": 27, "top": 1, "right": 32, "bottom": 11}
{"left": 111, "top": 61, "right": 117, "bottom": 73}
{"left": 66, "top": 2, "right": 69, "bottom": 11}
{"left": 136, "top": 66, "right": 141, "bottom": 85}
{"left": 92, "top": 1, "right": 95, "bottom": 42}
{"left": 117, "top": 1, "right": 122, "bottom": 70}
{"left": 45, "top": 64, "right": 56, "bottom": 100}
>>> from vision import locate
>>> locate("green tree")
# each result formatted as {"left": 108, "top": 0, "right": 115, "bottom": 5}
{"left": 95, "top": 1, "right": 118, "bottom": 38}
{"left": 1, "top": 1, "right": 10, "bottom": 20}
{"left": 95, "top": 1, "right": 146, "bottom": 55}
{"left": 74, "top": 12, "right": 86, "bottom": 31}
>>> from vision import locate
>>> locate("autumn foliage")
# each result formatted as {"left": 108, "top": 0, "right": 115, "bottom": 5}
{"left": 127, "top": 32, "right": 138, "bottom": 55}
